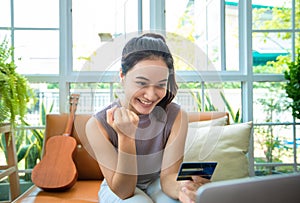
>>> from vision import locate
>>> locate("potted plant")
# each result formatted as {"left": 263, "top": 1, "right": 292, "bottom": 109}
{"left": 0, "top": 37, "right": 36, "bottom": 201}
{"left": 0, "top": 37, "right": 36, "bottom": 128}
{"left": 284, "top": 49, "right": 300, "bottom": 120}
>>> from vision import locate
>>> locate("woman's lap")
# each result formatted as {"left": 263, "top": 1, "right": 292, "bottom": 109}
{"left": 146, "top": 178, "right": 180, "bottom": 203}
{"left": 98, "top": 179, "right": 179, "bottom": 203}
{"left": 99, "top": 179, "right": 153, "bottom": 203}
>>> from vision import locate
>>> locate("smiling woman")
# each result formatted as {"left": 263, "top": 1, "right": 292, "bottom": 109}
{"left": 84, "top": 33, "right": 196, "bottom": 203}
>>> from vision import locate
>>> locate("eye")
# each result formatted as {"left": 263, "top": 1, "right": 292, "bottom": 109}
{"left": 136, "top": 81, "right": 147, "bottom": 86}
{"left": 157, "top": 83, "right": 167, "bottom": 88}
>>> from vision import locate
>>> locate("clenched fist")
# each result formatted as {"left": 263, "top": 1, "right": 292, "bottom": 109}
{"left": 106, "top": 106, "right": 139, "bottom": 138}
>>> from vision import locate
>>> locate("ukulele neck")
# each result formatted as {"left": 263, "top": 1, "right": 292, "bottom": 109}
{"left": 62, "top": 94, "right": 80, "bottom": 136}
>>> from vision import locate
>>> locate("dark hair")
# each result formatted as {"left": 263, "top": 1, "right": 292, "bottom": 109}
{"left": 121, "top": 33, "right": 178, "bottom": 109}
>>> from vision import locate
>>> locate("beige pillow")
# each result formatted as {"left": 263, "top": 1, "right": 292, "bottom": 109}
{"left": 188, "top": 116, "right": 228, "bottom": 128}
{"left": 184, "top": 122, "right": 252, "bottom": 181}
{"left": 187, "top": 116, "right": 229, "bottom": 148}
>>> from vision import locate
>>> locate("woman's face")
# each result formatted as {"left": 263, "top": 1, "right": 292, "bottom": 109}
{"left": 121, "top": 59, "right": 169, "bottom": 115}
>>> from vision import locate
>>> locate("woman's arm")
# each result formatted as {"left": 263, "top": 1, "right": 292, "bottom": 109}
{"left": 160, "top": 109, "right": 189, "bottom": 199}
{"left": 160, "top": 109, "right": 212, "bottom": 201}
{"left": 85, "top": 107, "right": 139, "bottom": 199}
{"left": 188, "top": 112, "right": 229, "bottom": 123}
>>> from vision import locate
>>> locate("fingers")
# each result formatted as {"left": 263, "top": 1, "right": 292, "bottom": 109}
{"left": 113, "top": 107, "right": 125, "bottom": 122}
{"left": 179, "top": 186, "right": 196, "bottom": 203}
{"left": 128, "top": 109, "right": 139, "bottom": 126}
{"left": 191, "top": 176, "right": 211, "bottom": 185}
{"left": 179, "top": 181, "right": 197, "bottom": 203}
{"left": 114, "top": 107, "right": 134, "bottom": 124}
{"left": 180, "top": 180, "right": 200, "bottom": 192}
{"left": 106, "top": 105, "right": 117, "bottom": 125}
{"left": 106, "top": 106, "right": 139, "bottom": 137}
{"left": 178, "top": 177, "right": 210, "bottom": 203}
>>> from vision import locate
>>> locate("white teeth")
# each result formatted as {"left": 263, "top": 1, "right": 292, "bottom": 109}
{"left": 139, "top": 99, "right": 152, "bottom": 105}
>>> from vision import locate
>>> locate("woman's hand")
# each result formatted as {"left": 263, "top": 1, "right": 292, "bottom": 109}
{"left": 106, "top": 106, "right": 139, "bottom": 138}
{"left": 178, "top": 176, "right": 210, "bottom": 203}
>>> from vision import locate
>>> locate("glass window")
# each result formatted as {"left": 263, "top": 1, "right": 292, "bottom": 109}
{"left": 72, "top": 0, "right": 138, "bottom": 72}
{"left": 16, "top": 83, "right": 58, "bottom": 175}
{"left": 176, "top": 82, "right": 203, "bottom": 112}
{"left": 252, "top": 0, "right": 292, "bottom": 30}
{"left": 142, "top": 0, "right": 150, "bottom": 31}
{"left": 253, "top": 124, "right": 296, "bottom": 174}
{"left": 253, "top": 81, "right": 297, "bottom": 174}
{"left": 0, "top": 0, "right": 59, "bottom": 75}
{"left": 166, "top": 0, "right": 239, "bottom": 71}
{"left": 252, "top": 0, "right": 297, "bottom": 74}
{"left": 296, "top": 0, "right": 300, "bottom": 29}
{"left": 205, "top": 82, "right": 242, "bottom": 123}
{"left": 70, "top": 82, "right": 121, "bottom": 114}
{"left": 252, "top": 32, "right": 291, "bottom": 71}
{"left": 0, "top": 0, "right": 11, "bottom": 27}
{"left": 178, "top": 81, "right": 242, "bottom": 123}
{"left": 166, "top": 0, "right": 223, "bottom": 71}
{"left": 205, "top": 0, "right": 221, "bottom": 70}
{"left": 254, "top": 125, "right": 295, "bottom": 167}
{"left": 14, "top": 0, "right": 59, "bottom": 28}
{"left": 251, "top": 0, "right": 300, "bottom": 174}
{"left": 253, "top": 82, "right": 292, "bottom": 123}
{"left": 14, "top": 30, "right": 59, "bottom": 74}
{"left": 296, "top": 32, "right": 300, "bottom": 53}
{"left": 225, "top": 1, "right": 239, "bottom": 71}
{"left": 26, "top": 83, "right": 60, "bottom": 125}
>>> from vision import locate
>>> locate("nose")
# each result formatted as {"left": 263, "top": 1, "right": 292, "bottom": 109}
{"left": 143, "top": 86, "right": 157, "bottom": 100}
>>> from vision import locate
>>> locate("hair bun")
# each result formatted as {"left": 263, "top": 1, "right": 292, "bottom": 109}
{"left": 140, "top": 33, "right": 166, "bottom": 43}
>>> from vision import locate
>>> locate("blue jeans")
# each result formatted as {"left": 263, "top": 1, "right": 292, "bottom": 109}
{"left": 98, "top": 178, "right": 180, "bottom": 203}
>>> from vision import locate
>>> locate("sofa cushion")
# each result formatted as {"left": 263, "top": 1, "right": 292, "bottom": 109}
{"left": 184, "top": 122, "right": 252, "bottom": 181}
{"left": 13, "top": 181, "right": 101, "bottom": 203}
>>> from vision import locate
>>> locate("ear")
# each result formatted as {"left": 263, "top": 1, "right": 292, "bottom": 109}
{"left": 119, "top": 70, "right": 124, "bottom": 78}
{"left": 119, "top": 69, "right": 125, "bottom": 82}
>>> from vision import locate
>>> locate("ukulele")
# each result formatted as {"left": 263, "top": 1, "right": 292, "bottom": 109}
{"left": 32, "top": 94, "right": 80, "bottom": 191}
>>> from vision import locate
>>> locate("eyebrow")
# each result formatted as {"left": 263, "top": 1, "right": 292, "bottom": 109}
{"left": 136, "top": 76, "right": 168, "bottom": 83}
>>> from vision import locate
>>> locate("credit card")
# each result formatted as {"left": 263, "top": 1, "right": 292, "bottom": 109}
{"left": 176, "top": 162, "right": 217, "bottom": 181}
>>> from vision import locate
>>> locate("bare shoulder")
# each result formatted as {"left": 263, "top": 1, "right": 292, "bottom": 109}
{"left": 175, "top": 108, "right": 188, "bottom": 124}
{"left": 86, "top": 116, "right": 110, "bottom": 140}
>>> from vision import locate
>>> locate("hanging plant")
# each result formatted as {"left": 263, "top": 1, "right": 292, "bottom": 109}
{"left": 284, "top": 49, "right": 300, "bottom": 119}
{"left": 0, "top": 37, "right": 36, "bottom": 128}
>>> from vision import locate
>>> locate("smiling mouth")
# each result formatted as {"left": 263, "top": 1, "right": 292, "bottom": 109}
{"left": 137, "top": 98, "right": 153, "bottom": 106}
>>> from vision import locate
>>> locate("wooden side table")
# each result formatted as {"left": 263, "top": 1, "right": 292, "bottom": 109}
{"left": 0, "top": 124, "right": 20, "bottom": 202}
